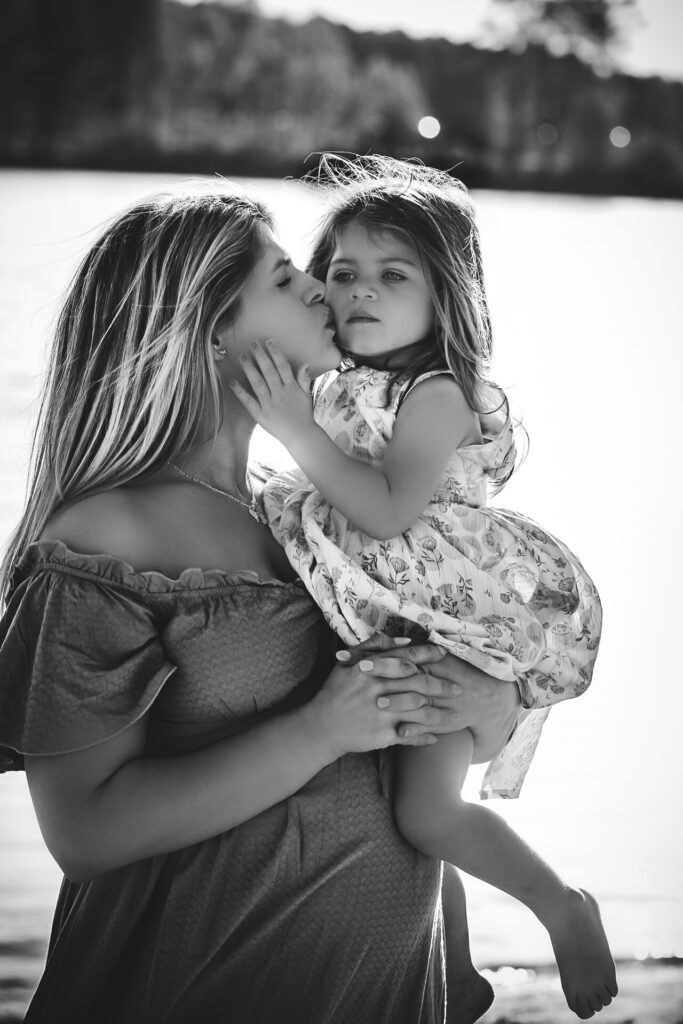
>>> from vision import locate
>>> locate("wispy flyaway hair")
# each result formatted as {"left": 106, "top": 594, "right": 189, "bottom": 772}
{"left": 0, "top": 181, "right": 273, "bottom": 602}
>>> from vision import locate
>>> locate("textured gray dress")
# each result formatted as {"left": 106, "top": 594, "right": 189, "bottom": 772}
{"left": 0, "top": 540, "right": 445, "bottom": 1023}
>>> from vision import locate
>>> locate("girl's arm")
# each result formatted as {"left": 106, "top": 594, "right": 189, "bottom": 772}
{"left": 24, "top": 646, "right": 457, "bottom": 882}
{"left": 231, "top": 341, "right": 480, "bottom": 540}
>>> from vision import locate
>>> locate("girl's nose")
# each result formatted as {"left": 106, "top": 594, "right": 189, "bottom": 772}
{"left": 349, "top": 279, "right": 377, "bottom": 301}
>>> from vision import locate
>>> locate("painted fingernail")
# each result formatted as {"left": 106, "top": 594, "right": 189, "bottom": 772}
{"left": 239, "top": 353, "right": 248, "bottom": 361}
{"left": 393, "top": 637, "right": 411, "bottom": 646}
{"left": 250, "top": 341, "right": 259, "bottom": 349}
{"left": 358, "top": 659, "right": 374, "bottom": 671}
{"left": 401, "top": 727, "right": 412, "bottom": 738}
{"left": 377, "top": 697, "right": 390, "bottom": 708}
{"left": 266, "top": 338, "right": 275, "bottom": 346}
{"left": 336, "top": 650, "right": 351, "bottom": 662}
{"left": 230, "top": 379, "right": 239, "bottom": 388}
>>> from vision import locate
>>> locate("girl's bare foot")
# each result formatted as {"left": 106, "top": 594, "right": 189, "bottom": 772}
{"left": 446, "top": 967, "right": 494, "bottom": 1024}
{"left": 545, "top": 887, "right": 618, "bottom": 1019}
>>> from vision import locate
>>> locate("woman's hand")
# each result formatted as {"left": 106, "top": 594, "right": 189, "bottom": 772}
{"left": 301, "top": 643, "right": 463, "bottom": 761}
{"left": 230, "top": 339, "right": 314, "bottom": 448}
{"left": 335, "top": 637, "right": 522, "bottom": 763}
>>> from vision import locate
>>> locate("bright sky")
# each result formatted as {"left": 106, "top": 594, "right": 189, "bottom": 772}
{"left": 189, "top": 0, "right": 683, "bottom": 80}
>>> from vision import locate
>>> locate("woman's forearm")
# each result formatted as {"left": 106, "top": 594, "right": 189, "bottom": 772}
{"left": 29, "top": 702, "right": 333, "bottom": 882}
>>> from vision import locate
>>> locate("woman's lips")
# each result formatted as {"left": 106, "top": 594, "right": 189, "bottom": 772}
{"left": 346, "top": 314, "right": 379, "bottom": 323}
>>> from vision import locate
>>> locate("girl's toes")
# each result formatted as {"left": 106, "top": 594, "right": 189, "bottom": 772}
{"left": 600, "top": 986, "right": 613, "bottom": 1007}
{"left": 574, "top": 997, "right": 595, "bottom": 1020}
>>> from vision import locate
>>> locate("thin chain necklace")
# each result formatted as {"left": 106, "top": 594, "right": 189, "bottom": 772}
{"left": 167, "top": 462, "right": 266, "bottom": 524}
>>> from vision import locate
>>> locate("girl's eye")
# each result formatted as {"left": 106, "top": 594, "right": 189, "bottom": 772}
{"left": 383, "top": 271, "right": 405, "bottom": 282}
{"left": 277, "top": 277, "right": 292, "bottom": 289}
{"left": 331, "top": 270, "right": 354, "bottom": 283}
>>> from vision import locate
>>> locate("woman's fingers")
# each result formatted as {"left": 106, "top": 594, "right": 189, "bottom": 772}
{"left": 354, "top": 634, "right": 410, "bottom": 652}
{"left": 375, "top": 692, "right": 459, "bottom": 717}
{"left": 396, "top": 732, "right": 438, "bottom": 747}
{"left": 349, "top": 645, "right": 446, "bottom": 675}
{"left": 335, "top": 636, "right": 410, "bottom": 665}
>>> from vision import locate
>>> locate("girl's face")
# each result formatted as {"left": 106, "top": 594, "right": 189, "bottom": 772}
{"left": 217, "top": 230, "right": 341, "bottom": 378}
{"left": 325, "top": 224, "right": 434, "bottom": 357}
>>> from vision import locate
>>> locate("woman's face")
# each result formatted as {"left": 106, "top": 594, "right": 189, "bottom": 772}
{"left": 218, "top": 230, "right": 341, "bottom": 379}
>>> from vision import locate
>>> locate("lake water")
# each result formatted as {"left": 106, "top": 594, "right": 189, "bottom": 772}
{"left": 1, "top": 170, "right": 682, "bottom": 1015}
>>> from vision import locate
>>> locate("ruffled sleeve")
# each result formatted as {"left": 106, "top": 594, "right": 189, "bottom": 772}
{"left": 0, "top": 545, "right": 177, "bottom": 771}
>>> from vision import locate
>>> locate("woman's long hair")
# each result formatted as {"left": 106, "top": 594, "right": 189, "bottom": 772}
{"left": 0, "top": 182, "right": 273, "bottom": 602}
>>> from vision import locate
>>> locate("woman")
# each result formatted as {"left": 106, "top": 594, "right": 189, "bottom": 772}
{"left": 0, "top": 182, "right": 520, "bottom": 1023}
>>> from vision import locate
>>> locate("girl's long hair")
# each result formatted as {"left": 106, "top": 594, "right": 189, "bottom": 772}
{"left": 307, "top": 154, "right": 525, "bottom": 480}
{"left": 0, "top": 182, "right": 273, "bottom": 602}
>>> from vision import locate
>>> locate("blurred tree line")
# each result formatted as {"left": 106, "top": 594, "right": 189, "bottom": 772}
{"left": 1, "top": 0, "right": 681, "bottom": 196}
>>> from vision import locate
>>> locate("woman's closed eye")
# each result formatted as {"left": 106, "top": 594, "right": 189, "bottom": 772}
{"left": 276, "top": 276, "right": 292, "bottom": 289}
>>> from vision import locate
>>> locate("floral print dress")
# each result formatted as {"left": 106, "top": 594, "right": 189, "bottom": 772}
{"left": 263, "top": 366, "right": 602, "bottom": 798}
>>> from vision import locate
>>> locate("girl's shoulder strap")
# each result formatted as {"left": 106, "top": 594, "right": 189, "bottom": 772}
{"left": 392, "top": 369, "right": 454, "bottom": 411}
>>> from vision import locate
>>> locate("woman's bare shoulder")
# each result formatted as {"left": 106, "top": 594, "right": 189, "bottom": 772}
{"left": 39, "top": 488, "right": 154, "bottom": 566}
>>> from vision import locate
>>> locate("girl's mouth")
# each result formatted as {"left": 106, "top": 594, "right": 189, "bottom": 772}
{"left": 347, "top": 314, "right": 379, "bottom": 323}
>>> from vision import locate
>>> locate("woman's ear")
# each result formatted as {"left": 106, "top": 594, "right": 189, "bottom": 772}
{"left": 211, "top": 329, "right": 228, "bottom": 359}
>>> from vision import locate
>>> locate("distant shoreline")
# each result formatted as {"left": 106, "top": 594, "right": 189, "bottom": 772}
{"left": 1, "top": 159, "right": 681, "bottom": 202}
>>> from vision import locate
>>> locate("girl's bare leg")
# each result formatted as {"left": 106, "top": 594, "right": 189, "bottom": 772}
{"left": 441, "top": 863, "right": 494, "bottom": 1024}
{"left": 396, "top": 732, "right": 618, "bottom": 1020}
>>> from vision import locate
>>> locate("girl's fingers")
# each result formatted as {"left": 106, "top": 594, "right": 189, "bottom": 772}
{"left": 239, "top": 353, "right": 271, "bottom": 397}
{"left": 264, "top": 339, "right": 296, "bottom": 385}
{"left": 229, "top": 379, "right": 261, "bottom": 419}
{"left": 248, "top": 340, "right": 286, "bottom": 388}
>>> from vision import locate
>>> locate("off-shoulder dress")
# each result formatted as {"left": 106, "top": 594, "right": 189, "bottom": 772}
{"left": 0, "top": 540, "right": 445, "bottom": 1024}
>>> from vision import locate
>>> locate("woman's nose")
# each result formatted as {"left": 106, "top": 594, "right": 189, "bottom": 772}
{"left": 303, "top": 272, "right": 325, "bottom": 305}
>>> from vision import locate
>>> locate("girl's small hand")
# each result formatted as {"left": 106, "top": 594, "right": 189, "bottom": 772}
{"left": 230, "top": 340, "right": 314, "bottom": 447}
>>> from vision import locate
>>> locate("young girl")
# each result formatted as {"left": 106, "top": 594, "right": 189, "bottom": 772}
{"left": 231, "top": 155, "right": 617, "bottom": 1019}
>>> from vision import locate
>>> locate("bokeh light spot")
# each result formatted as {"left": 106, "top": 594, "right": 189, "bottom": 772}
{"left": 417, "top": 116, "right": 441, "bottom": 139}
{"left": 610, "top": 126, "right": 631, "bottom": 148}
{"left": 537, "top": 123, "right": 559, "bottom": 146}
